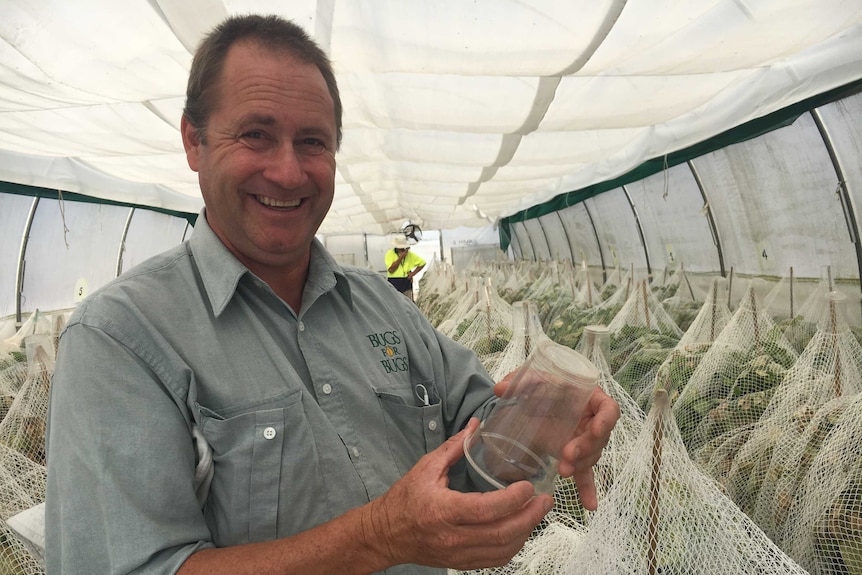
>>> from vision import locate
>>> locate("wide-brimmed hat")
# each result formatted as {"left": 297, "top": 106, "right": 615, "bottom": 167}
{"left": 391, "top": 235, "right": 411, "bottom": 249}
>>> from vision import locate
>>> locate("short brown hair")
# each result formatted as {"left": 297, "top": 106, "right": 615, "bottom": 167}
{"left": 183, "top": 14, "right": 342, "bottom": 149}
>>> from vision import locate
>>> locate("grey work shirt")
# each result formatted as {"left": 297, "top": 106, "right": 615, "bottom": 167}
{"left": 45, "top": 213, "right": 497, "bottom": 575}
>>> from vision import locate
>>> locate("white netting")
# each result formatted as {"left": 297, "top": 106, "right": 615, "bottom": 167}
{"left": 416, "top": 258, "right": 457, "bottom": 322}
{"left": 570, "top": 328, "right": 647, "bottom": 518}
{"left": 437, "top": 277, "right": 484, "bottom": 337}
{"left": 543, "top": 332, "right": 648, "bottom": 531}
{"left": 713, "top": 291, "right": 862, "bottom": 540}
{"left": 606, "top": 279, "right": 682, "bottom": 398}
{"left": 0, "top": 442, "right": 46, "bottom": 573}
{"left": 652, "top": 265, "right": 703, "bottom": 333}
{"left": 0, "top": 313, "right": 58, "bottom": 574}
{"left": 0, "top": 518, "right": 44, "bottom": 575}
{"left": 570, "top": 267, "right": 602, "bottom": 312}
{"left": 490, "top": 301, "right": 548, "bottom": 381}
{"left": 451, "top": 279, "right": 513, "bottom": 375}
{"left": 447, "top": 520, "right": 588, "bottom": 575}
{"left": 453, "top": 326, "right": 645, "bottom": 575}
{"left": 672, "top": 281, "right": 799, "bottom": 455}
{"left": 498, "top": 262, "right": 538, "bottom": 305}
{"left": 598, "top": 265, "right": 627, "bottom": 303}
{"left": 0, "top": 342, "right": 52, "bottom": 468}
{"left": 628, "top": 277, "right": 733, "bottom": 414}
{"left": 545, "top": 267, "right": 636, "bottom": 351}
{"left": 723, "top": 270, "right": 752, "bottom": 313}
{"left": 0, "top": 312, "right": 52, "bottom": 358}
{"left": 0, "top": 314, "right": 49, "bottom": 410}
{"left": 567, "top": 389, "right": 809, "bottom": 575}
{"left": 649, "top": 265, "right": 677, "bottom": 301}
{"left": 763, "top": 267, "right": 844, "bottom": 354}
{"left": 523, "top": 263, "right": 575, "bottom": 331}
{"left": 538, "top": 265, "right": 579, "bottom": 335}
{"left": 782, "top": 392, "right": 862, "bottom": 574}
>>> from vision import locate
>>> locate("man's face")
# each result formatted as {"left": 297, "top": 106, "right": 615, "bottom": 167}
{"left": 181, "top": 40, "right": 337, "bottom": 274}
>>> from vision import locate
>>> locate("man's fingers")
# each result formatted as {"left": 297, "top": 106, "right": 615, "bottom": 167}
{"left": 421, "top": 418, "right": 480, "bottom": 477}
{"left": 590, "top": 389, "right": 621, "bottom": 434}
{"left": 573, "top": 468, "right": 598, "bottom": 511}
{"left": 492, "top": 372, "right": 516, "bottom": 398}
{"left": 447, "top": 483, "right": 552, "bottom": 526}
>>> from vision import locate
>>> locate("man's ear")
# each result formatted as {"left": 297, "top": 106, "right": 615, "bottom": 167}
{"left": 180, "top": 115, "right": 202, "bottom": 172}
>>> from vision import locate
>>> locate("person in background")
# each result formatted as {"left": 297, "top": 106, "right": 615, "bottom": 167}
{"left": 385, "top": 234, "right": 426, "bottom": 300}
{"left": 45, "top": 13, "right": 620, "bottom": 575}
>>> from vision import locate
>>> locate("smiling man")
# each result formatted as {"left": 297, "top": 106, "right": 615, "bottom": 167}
{"left": 181, "top": 36, "right": 338, "bottom": 312}
{"left": 45, "top": 14, "right": 619, "bottom": 575}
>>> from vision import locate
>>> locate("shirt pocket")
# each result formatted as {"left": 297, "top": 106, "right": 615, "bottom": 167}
{"left": 373, "top": 381, "right": 445, "bottom": 476}
{"left": 196, "top": 387, "right": 318, "bottom": 546}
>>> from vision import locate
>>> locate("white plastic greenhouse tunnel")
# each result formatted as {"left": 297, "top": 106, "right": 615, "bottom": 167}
{"left": 2, "top": 1, "right": 862, "bottom": 574}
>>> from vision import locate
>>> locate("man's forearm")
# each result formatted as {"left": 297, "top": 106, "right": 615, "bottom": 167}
{"left": 177, "top": 502, "right": 392, "bottom": 575}
{"left": 387, "top": 252, "right": 407, "bottom": 274}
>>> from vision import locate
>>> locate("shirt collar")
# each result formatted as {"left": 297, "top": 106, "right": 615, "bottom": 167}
{"left": 303, "top": 239, "right": 354, "bottom": 311}
{"left": 190, "top": 208, "right": 353, "bottom": 316}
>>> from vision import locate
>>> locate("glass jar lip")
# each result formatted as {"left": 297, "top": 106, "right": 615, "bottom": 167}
{"left": 531, "top": 339, "right": 599, "bottom": 388}
{"left": 584, "top": 324, "right": 610, "bottom": 334}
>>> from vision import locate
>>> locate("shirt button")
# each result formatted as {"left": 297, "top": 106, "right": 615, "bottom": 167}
{"left": 322, "top": 383, "right": 332, "bottom": 395}
{"left": 263, "top": 427, "right": 277, "bottom": 440}
{"left": 428, "top": 420, "right": 438, "bottom": 431}
{"left": 298, "top": 322, "right": 305, "bottom": 332}
{"left": 352, "top": 447, "right": 360, "bottom": 458}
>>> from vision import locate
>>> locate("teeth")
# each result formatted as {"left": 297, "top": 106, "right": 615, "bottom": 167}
{"left": 257, "top": 195, "right": 300, "bottom": 208}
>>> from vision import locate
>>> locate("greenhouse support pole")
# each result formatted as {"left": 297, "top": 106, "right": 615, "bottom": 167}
{"left": 687, "top": 160, "right": 726, "bottom": 277}
{"left": 810, "top": 109, "right": 862, "bottom": 306}
{"left": 363, "top": 233, "right": 369, "bottom": 268}
{"left": 510, "top": 224, "right": 524, "bottom": 260}
{"left": 514, "top": 222, "right": 536, "bottom": 262}
{"left": 621, "top": 185, "right": 652, "bottom": 280}
{"left": 438, "top": 230, "right": 445, "bottom": 262}
{"left": 536, "top": 216, "right": 552, "bottom": 261}
{"left": 116, "top": 207, "right": 135, "bottom": 277}
{"left": 554, "top": 210, "right": 576, "bottom": 265}
{"left": 15, "top": 197, "right": 40, "bottom": 327}
{"left": 583, "top": 201, "right": 607, "bottom": 284}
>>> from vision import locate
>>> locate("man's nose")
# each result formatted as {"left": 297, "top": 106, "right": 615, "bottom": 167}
{"left": 263, "top": 143, "right": 307, "bottom": 188}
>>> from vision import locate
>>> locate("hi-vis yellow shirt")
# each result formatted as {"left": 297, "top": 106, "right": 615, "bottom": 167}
{"left": 385, "top": 248, "right": 426, "bottom": 278}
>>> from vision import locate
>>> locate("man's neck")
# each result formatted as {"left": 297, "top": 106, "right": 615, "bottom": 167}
{"left": 247, "top": 256, "right": 310, "bottom": 313}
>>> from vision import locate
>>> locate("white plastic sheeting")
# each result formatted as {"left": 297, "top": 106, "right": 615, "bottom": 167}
{"left": 508, "top": 92, "right": 862, "bottom": 288}
{"left": 2, "top": 0, "right": 862, "bottom": 234}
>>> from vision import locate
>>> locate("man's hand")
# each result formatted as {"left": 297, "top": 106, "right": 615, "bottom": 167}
{"left": 493, "top": 374, "right": 620, "bottom": 511}
{"left": 555, "top": 387, "right": 619, "bottom": 509}
{"left": 363, "top": 419, "right": 553, "bottom": 570}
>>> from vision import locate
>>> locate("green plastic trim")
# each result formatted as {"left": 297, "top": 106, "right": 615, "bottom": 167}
{"left": 0, "top": 180, "right": 199, "bottom": 226}
{"left": 499, "top": 77, "right": 862, "bottom": 251}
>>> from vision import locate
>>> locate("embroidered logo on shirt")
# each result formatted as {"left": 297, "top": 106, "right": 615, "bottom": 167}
{"left": 367, "top": 330, "right": 409, "bottom": 374}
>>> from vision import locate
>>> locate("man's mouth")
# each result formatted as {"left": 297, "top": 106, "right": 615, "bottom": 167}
{"left": 256, "top": 195, "right": 301, "bottom": 209}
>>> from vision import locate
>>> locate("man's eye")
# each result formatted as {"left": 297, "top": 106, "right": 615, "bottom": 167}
{"left": 298, "top": 138, "right": 330, "bottom": 155}
{"left": 242, "top": 131, "right": 265, "bottom": 140}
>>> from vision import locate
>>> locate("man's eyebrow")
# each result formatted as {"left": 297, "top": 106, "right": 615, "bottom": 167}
{"left": 239, "top": 113, "right": 277, "bottom": 126}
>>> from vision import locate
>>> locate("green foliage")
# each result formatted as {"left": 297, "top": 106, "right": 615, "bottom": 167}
{"left": 614, "top": 346, "right": 673, "bottom": 398}
{"left": 665, "top": 300, "right": 701, "bottom": 333}
{"left": 609, "top": 326, "right": 679, "bottom": 374}
{"left": 546, "top": 304, "right": 622, "bottom": 350}
{"left": 654, "top": 343, "right": 712, "bottom": 403}
{"left": 818, "top": 481, "right": 862, "bottom": 575}
{"left": 472, "top": 326, "right": 513, "bottom": 356}
{"left": 0, "top": 350, "right": 26, "bottom": 372}
{"left": 675, "top": 344, "right": 792, "bottom": 451}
